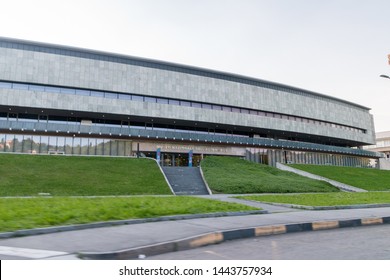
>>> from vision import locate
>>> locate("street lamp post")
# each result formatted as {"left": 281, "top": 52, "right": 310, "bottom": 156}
{"left": 380, "top": 74, "right": 390, "bottom": 79}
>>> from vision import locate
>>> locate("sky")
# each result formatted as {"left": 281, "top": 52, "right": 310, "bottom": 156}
{"left": 1, "top": 0, "right": 389, "bottom": 132}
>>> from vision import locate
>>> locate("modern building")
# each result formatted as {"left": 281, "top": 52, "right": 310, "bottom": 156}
{"left": 365, "top": 131, "right": 390, "bottom": 169}
{"left": 0, "top": 37, "right": 383, "bottom": 167}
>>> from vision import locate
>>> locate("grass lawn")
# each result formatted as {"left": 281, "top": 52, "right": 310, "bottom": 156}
{"left": 0, "top": 154, "right": 171, "bottom": 196}
{"left": 290, "top": 164, "right": 390, "bottom": 191}
{"left": 239, "top": 192, "right": 390, "bottom": 207}
{"left": 201, "top": 156, "right": 339, "bottom": 194}
{"left": 0, "top": 196, "right": 259, "bottom": 232}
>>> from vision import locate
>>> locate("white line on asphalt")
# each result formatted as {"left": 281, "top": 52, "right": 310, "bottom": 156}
{"left": 0, "top": 246, "right": 68, "bottom": 259}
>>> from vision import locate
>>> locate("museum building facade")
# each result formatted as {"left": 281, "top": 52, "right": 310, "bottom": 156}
{"left": 0, "top": 37, "right": 383, "bottom": 167}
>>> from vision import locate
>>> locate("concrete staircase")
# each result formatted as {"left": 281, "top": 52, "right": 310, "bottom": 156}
{"left": 161, "top": 167, "right": 210, "bottom": 195}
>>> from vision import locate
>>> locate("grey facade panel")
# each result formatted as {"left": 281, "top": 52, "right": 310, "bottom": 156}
{"left": 0, "top": 89, "right": 374, "bottom": 145}
{"left": 0, "top": 38, "right": 376, "bottom": 146}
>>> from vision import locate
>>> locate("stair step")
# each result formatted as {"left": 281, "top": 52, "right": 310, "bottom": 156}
{"left": 162, "top": 167, "right": 209, "bottom": 195}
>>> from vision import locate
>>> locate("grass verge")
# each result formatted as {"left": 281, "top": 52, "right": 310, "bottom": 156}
{"left": 0, "top": 154, "right": 171, "bottom": 196}
{"left": 238, "top": 192, "right": 390, "bottom": 207}
{"left": 201, "top": 156, "right": 339, "bottom": 193}
{"left": 290, "top": 164, "right": 390, "bottom": 191}
{"left": 0, "top": 196, "right": 259, "bottom": 232}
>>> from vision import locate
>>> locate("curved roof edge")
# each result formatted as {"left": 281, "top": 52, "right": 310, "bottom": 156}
{"left": 0, "top": 36, "right": 371, "bottom": 111}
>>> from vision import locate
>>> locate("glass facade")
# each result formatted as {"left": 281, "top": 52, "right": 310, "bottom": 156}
{"left": 246, "top": 149, "right": 373, "bottom": 168}
{"left": 0, "top": 134, "right": 132, "bottom": 156}
{"left": 0, "top": 132, "right": 377, "bottom": 168}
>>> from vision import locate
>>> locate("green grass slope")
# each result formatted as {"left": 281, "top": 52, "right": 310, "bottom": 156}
{"left": 201, "top": 156, "right": 338, "bottom": 193}
{"left": 0, "top": 154, "right": 171, "bottom": 196}
{"left": 290, "top": 164, "right": 390, "bottom": 191}
{"left": 0, "top": 196, "right": 258, "bottom": 232}
{"left": 240, "top": 192, "right": 390, "bottom": 207}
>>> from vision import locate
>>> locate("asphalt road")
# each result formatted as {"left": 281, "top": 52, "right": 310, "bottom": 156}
{"left": 147, "top": 224, "right": 390, "bottom": 260}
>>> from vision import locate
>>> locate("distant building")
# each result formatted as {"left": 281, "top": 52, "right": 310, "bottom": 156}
{"left": 365, "top": 131, "right": 390, "bottom": 158}
{"left": 0, "top": 37, "right": 383, "bottom": 167}
{"left": 364, "top": 131, "right": 390, "bottom": 169}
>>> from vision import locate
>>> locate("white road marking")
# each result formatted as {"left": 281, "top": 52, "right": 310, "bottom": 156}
{"left": 0, "top": 246, "right": 68, "bottom": 259}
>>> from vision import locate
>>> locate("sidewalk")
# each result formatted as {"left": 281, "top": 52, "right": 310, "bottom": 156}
{"left": 1, "top": 198, "right": 390, "bottom": 260}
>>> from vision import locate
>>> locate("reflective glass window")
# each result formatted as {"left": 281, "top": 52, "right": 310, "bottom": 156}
{"left": 222, "top": 106, "right": 231, "bottom": 112}
{"left": 145, "top": 96, "right": 156, "bottom": 103}
{"left": 105, "top": 120, "right": 121, "bottom": 127}
{"left": 29, "top": 85, "right": 45, "bottom": 91}
{"left": 12, "top": 83, "right": 29, "bottom": 90}
{"left": 105, "top": 92, "right": 118, "bottom": 99}
{"left": 90, "top": 91, "right": 104, "bottom": 97}
{"left": 0, "top": 81, "right": 12, "bottom": 88}
{"left": 168, "top": 99, "right": 180, "bottom": 105}
{"left": 60, "top": 88, "right": 76, "bottom": 94}
{"left": 40, "top": 136, "right": 49, "bottom": 154}
{"left": 94, "top": 119, "right": 105, "bottom": 127}
{"left": 132, "top": 95, "right": 144, "bottom": 102}
{"left": 64, "top": 137, "right": 73, "bottom": 155}
{"left": 110, "top": 140, "right": 118, "bottom": 156}
{"left": 8, "top": 113, "right": 17, "bottom": 121}
{"left": 73, "top": 137, "right": 81, "bottom": 155}
{"left": 31, "top": 135, "right": 40, "bottom": 154}
{"left": 49, "top": 116, "right": 68, "bottom": 124}
{"left": 80, "top": 138, "right": 89, "bottom": 155}
{"left": 118, "top": 141, "right": 126, "bottom": 156}
{"left": 13, "top": 135, "right": 23, "bottom": 153}
{"left": 103, "top": 139, "right": 110, "bottom": 155}
{"left": 18, "top": 114, "right": 38, "bottom": 122}
{"left": 47, "top": 136, "right": 57, "bottom": 152}
{"left": 56, "top": 137, "right": 65, "bottom": 154}
{"left": 241, "top": 109, "right": 249, "bottom": 114}
{"left": 180, "top": 101, "right": 191, "bottom": 107}
{"left": 0, "top": 112, "right": 7, "bottom": 120}
{"left": 250, "top": 110, "right": 257, "bottom": 115}
{"left": 212, "top": 105, "right": 222, "bottom": 110}
{"left": 39, "top": 115, "right": 48, "bottom": 122}
{"left": 157, "top": 98, "right": 169, "bottom": 104}
{"left": 45, "top": 86, "right": 62, "bottom": 93}
{"left": 96, "top": 138, "right": 104, "bottom": 155}
{"left": 1, "top": 134, "right": 10, "bottom": 152}
{"left": 118, "top": 94, "right": 132, "bottom": 100}
{"left": 75, "top": 89, "right": 90, "bottom": 96}
{"left": 121, "top": 121, "right": 130, "bottom": 127}
{"left": 191, "top": 102, "right": 202, "bottom": 108}
{"left": 202, "top": 104, "right": 212, "bottom": 109}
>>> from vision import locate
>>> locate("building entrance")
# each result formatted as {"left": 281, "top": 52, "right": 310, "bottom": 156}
{"left": 160, "top": 153, "right": 202, "bottom": 167}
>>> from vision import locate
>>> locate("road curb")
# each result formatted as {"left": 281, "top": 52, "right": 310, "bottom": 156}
{"left": 79, "top": 215, "right": 390, "bottom": 260}
{"left": 0, "top": 210, "right": 267, "bottom": 239}
{"left": 256, "top": 201, "right": 390, "bottom": 210}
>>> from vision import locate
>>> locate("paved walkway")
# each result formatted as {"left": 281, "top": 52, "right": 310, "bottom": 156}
{"left": 1, "top": 196, "right": 390, "bottom": 260}
{"left": 196, "top": 194, "right": 303, "bottom": 213}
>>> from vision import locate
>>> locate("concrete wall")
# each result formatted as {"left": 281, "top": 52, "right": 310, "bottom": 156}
{"left": 379, "top": 159, "right": 390, "bottom": 170}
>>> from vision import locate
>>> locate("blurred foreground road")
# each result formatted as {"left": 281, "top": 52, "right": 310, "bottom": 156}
{"left": 147, "top": 224, "right": 390, "bottom": 260}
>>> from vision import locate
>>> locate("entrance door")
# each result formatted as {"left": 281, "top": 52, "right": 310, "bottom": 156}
{"left": 175, "top": 154, "right": 189, "bottom": 166}
{"left": 159, "top": 153, "right": 201, "bottom": 167}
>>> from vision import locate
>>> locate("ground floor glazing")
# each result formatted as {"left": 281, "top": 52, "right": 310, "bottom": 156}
{"left": 0, "top": 133, "right": 377, "bottom": 168}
